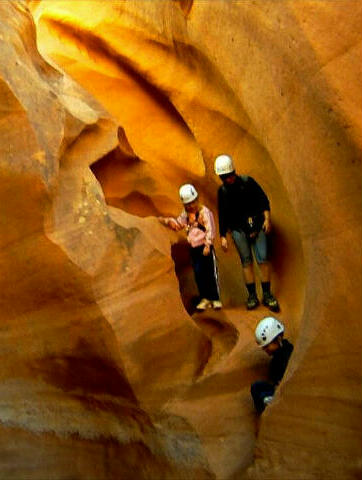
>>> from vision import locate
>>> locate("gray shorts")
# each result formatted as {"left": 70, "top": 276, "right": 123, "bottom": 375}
{"left": 231, "top": 229, "right": 268, "bottom": 266}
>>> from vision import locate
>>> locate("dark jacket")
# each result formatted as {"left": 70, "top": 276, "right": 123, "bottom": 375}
{"left": 217, "top": 175, "right": 270, "bottom": 237}
{"left": 269, "top": 339, "right": 294, "bottom": 386}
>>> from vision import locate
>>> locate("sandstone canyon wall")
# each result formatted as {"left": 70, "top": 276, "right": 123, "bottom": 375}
{"left": 0, "top": 1, "right": 360, "bottom": 479}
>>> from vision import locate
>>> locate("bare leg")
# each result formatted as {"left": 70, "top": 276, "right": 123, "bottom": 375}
{"left": 243, "top": 263, "right": 255, "bottom": 284}
{"left": 259, "top": 262, "right": 271, "bottom": 283}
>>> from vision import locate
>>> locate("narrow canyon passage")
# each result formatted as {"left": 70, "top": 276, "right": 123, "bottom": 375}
{"left": 0, "top": 1, "right": 360, "bottom": 479}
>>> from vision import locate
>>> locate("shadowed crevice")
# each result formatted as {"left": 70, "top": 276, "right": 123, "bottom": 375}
{"left": 170, "top": 241, "right": 198, "bottom": 315}
{"left": 170, "top": 241, "right": 239, "bottom": 377}
{"left": 91, "top": 146, "right": 162, "bottom": 217}
{"left": 174, "top": 0, "right": 194, "bottom": 17}
{"left": 30, "top": 338, "right": 137, "bottom": 401}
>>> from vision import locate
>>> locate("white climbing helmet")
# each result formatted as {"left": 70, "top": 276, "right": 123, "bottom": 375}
{"left": 214, "top": 154, "right": 234, "bottom": 175}
{"left": 179, "top": 184, "right": 198, "bottom": 204}
{"left": 255, "top": 317, "right": 284, "bottom": 347}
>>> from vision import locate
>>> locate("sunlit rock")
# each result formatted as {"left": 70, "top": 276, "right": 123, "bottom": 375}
{"left": 0, "top": 0, "right": 361, "bottom": 478}
{"left": 0, "top": 2, "right": 212, "bottom": 478}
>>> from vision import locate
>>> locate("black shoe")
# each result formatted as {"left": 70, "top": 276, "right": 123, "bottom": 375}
{"left": 262, "top": 292, "right": 280, "bottom": 312}
{"left": 247, "top": 293, "right": 259, "bottom": 310}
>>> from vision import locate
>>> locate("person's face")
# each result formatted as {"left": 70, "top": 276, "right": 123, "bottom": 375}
{"left": 185, "top": 199, "right": 199, "bottom": 213}
{"left": 219, "top": 172, "right": 236, "bottom": 185}
{"left": 262, "top": 338, "right": 281, "bottom": 356}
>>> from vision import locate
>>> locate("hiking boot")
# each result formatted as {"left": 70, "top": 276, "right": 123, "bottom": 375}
{"left": 247, "top": 293, "right": 259, "bottom": 310}
{"left": 196, "top": 298, "right": 211, "bottom": 311}
{"left": 212, "top": 300, "right": 223, "bottom": 310}
{"left": 262, "top": 292, "right": 280, "bottom": 312}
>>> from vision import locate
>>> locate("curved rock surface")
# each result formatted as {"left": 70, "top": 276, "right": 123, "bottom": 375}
{"left": 0, "top": 2, "right": 212, "bottom": 479}
{"left": 0, "top": 0, "right": 360, "bottom": 479}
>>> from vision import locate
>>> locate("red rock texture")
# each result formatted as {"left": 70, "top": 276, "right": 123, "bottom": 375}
{"left": 0, "top": 2, "right": 213, "bottom": 478}
{"left": 0, "top": 0, "right": 361, "bottom": 479}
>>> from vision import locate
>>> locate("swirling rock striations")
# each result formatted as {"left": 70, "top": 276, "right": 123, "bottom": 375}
{"left": 0, "top": 2, "right": 212, "bottom": 479}
{"left": 0, "top": 0, "right": 360, "bottom": 479}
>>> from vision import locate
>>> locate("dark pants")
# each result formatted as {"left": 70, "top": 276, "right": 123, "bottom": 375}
{"left": 251, "top": 380, "right": 275, "bottom": 413}
{"left": 190, "top": 245, "right": 220, "bottom": 301}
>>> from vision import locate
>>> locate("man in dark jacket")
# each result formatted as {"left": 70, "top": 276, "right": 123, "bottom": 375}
{"left": 251, "top": 316, "right": 293, "bottom": 413}
{"left": 214, "top": 154, "right": 279, "bottom": 311}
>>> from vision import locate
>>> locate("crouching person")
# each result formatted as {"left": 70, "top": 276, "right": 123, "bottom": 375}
{"left": 251, "top": 317, "right": 293, "bottom": 413}
{"left": 158, "top": 184, "right": 222, "bottom": 311}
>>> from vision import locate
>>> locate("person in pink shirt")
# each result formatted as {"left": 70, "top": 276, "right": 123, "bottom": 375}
{"left": 159, "top": 184, "right": 222, "bottom": 311}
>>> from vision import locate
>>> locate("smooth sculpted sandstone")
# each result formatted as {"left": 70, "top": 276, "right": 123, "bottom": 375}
{"left": 1, "top": 0, "right": 361, "bottom": 479}
{"left": 0, "top": 2, "right": 213, "bottom": 479}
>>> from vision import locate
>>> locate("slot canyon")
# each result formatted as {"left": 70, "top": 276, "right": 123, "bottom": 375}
{"left": 0, "top": 1, "right": 361, "bottom": 478}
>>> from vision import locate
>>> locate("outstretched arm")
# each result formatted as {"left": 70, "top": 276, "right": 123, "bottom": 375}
{"left": 158, "top": 212, "right": 186, "bottom": 231}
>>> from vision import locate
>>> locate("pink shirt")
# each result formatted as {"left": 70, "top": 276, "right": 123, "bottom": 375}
{"left": 164, "top": 205, "right": 216, "bottom": 248}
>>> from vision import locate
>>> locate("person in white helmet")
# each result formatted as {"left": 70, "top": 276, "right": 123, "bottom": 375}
{"left": 158, "top": 184, "right": 222, "bottom": 311}
{"left": 214, "top": 154, "right": 279, "bottom": 312}
{"left": 251, "top": 317, "right": 293, "bottom": 413}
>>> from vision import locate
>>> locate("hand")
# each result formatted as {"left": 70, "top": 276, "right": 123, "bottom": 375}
{"left": 262, "top": 218, "right": 271, "bottom": 234}
{"left": 203, "top": 245, "right": 210, "bottom": 256}
{"left": 221, "top": 236, "right": 228, "bottom": 252}
{"left": 158, "top": 217, "right": 179, "bottom": 231}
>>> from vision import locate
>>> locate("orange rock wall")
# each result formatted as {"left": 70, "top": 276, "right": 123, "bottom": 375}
{"left": 0, "top": 1, "right": 361, "bottom": 479}
{"left": 0, "top": 2, "right": 212, "bottom": 479}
